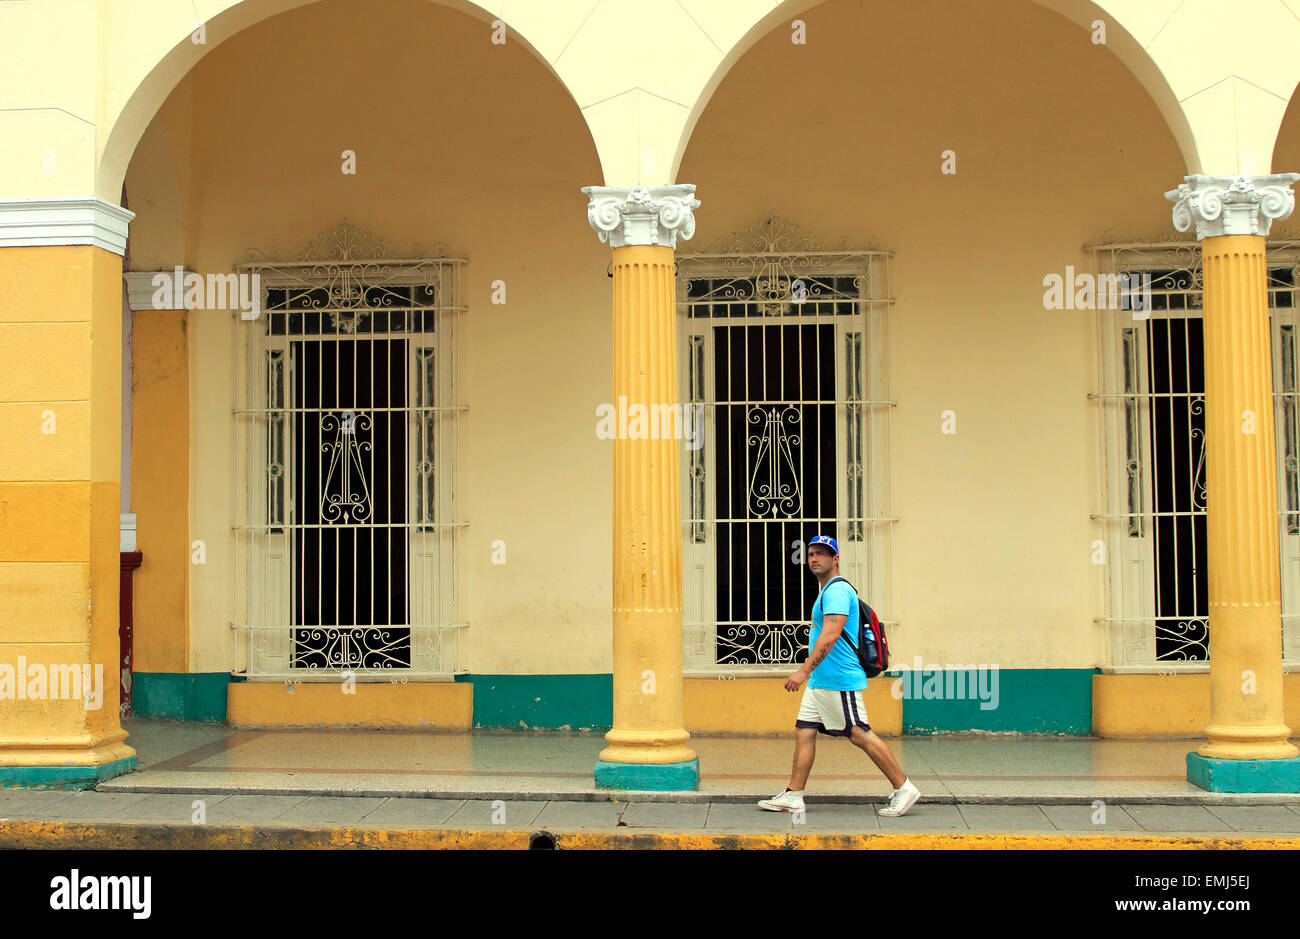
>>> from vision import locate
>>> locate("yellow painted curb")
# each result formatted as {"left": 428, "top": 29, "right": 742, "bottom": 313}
{"left": 1, "top": 821, "right": 1297, "bottom": 850}
{"left": 0, "top": 821, "right": 528, "bottom": 850}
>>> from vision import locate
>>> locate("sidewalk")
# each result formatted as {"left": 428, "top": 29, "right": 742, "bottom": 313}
{"left": 2, "top": 720, "right": 1298, "bottom": 848}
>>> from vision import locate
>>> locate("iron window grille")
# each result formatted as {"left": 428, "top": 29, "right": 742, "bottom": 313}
{"left": 675, "top": 215, "right": 897, "bottom": 675}
{"left": 232, "top": 221, "right": 467, "bottom": 680}
{"left": 1090, "top": 234, "right": 1300, "bottom": 671}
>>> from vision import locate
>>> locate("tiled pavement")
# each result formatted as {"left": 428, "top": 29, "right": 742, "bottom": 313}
{"left": 87, "top": 720, "right": 1300, "bottom": 807}
{"left": 5, "top": 721, "right": 1299, "bottom": 840}
{"left": 2, "top": 788, "right": 1298, "bottom": 835}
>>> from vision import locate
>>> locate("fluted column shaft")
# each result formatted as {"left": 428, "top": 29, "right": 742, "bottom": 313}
{"left": 1200, "top": 234, "right": 1297, "bottom": 759}
{"left": 601, "top": 244, "right": 695, "bottom": 764}
{"left": 583, "top": 185, "right": 700, "bottom": 776}
{"left": 1167, "top": 173, "right": 1300, "bottom": 764}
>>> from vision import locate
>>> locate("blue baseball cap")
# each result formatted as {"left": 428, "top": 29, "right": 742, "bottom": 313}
{"left": 808, "top": 535, "right": 838, "bottom": 555}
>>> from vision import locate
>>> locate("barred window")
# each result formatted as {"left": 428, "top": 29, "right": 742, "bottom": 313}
{"left": 676, "top": 217, "right": 896, "bottom": 673}
{"left": 233, "top": 223, "right": 466, "bottom": 679}
{"left": 1090, "top": 240, "right": 1300, "bottom": 670}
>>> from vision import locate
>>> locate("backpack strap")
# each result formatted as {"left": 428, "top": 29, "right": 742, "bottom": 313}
{"left": 818, "top": 577, "right": 859, "bottom": 652}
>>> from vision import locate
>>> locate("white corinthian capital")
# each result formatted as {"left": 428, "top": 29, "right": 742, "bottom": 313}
{"left": 1166, "top": 174, "right": 1300, "bottom": 239}
{"left": 582, "top": 185, "right": 700, "bottom": 249}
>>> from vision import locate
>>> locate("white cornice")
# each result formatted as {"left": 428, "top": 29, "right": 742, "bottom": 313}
{"left": 0, "top": 198, "right": 135, "bottom": 255}
{"left": 124, "top": 270, "right": 192, "bottom": 311}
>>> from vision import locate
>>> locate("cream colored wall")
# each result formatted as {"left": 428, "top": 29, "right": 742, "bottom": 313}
{"left": 1272, "top": 90, "right": 1300, "bottom": 177}
{"left": 125, "top": 0, "right": 609, "bottom": 674}
{"left": 123, "top": 78, "right": 198, "bottom": 271}
{"left": 27, "top": 0, "right": 1300, "bottom": 676}
{"left": 679, "top": 0, "right": 1186, "bottom": 668}
{"left": 2, "top": 0, "right": 1298, "bottom": 203}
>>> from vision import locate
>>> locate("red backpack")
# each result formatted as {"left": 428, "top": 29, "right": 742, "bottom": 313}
{"left": 822, "top": 577, "right": 889, "bottom": 678}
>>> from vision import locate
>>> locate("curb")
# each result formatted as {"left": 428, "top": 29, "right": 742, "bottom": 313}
{"left": 1, "top": 820, "right": 1298, "bottom": 850}
{"left": 92, "top": 782, "right": 1300, "bottom": 806}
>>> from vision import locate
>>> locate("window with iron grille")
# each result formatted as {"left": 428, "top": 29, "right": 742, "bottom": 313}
{"left": 1090, "top": 237, "right": 1300, "bottom": 671}
{"left": 233, "top": 222, "right": 467, "bottom": 680}
{"left": 675, "top": 216, "right": 896, "bottom": 674}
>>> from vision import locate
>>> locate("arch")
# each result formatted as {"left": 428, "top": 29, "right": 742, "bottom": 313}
{"left": 97, "top": 0, "right": 588, "bottom": 200}
{"left": 670, "top": 0, "right": 1197, "bottom": 182}
{"left": 1268, "top": 70, "right": 1300, "bottom": 175}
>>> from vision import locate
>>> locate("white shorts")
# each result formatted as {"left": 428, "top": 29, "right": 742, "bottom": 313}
{"left": 796, "top": 687, "right": 870, "bottom": 737}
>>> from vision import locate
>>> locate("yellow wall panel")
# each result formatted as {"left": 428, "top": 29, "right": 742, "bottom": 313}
{"left": 0, "top": 246, "right": 96, "bottom": 322}
{"left": 0, "top": 482, "right": 90, "bottom": 561}
{"left": 89, "top": 248, "right": 123, "bottom": 485}
{"left": 130, "top": 308, "right": 189, "bottom": 673}
{"left": 227, "top": 681, "right": 473, "bottom": 730}
{"left": 86, "top": 480, "right": 122, "bottom": 740}
{"left": 0, "top": 640, "right": 99, "bottom": 740}
{"left": 685, "top": 678, "right": 903, "bottom": 736}
{"left": 0, "top": 323, "right": 91, "bottom": 401}
{"left": 0, "top": 562, "right": 90, "bottom": 644}
{"left": 1094, "top": 673, "right": 1300, "bottom": 736}
{"left": 0, "top": 402, "right": 90, "bottom": 480}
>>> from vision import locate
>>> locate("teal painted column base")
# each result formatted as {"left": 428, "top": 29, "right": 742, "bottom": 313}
{"left": 1, "top": 755, "right": 137, "bottom": 791}
{"left": 1187, "top": 753, "right": 1300, "bottom": 793}
{"left": 594, "top": 757, "right": 700, "bottom": 791}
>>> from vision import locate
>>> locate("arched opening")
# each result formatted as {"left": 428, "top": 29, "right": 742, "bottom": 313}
{"left": 671, "top": 0, "right": 1195, "bottom": 182}
{"left": 673, "top": 0, "right": 1187, "bottom": 721}
{"left": 120, "top": 0, "right": 609, "bottom": 715}
{"left": 97, "top": 0, "right": 570, "bottom": 200}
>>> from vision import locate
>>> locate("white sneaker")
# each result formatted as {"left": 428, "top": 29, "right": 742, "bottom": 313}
{"left": 878, "top": 779, "right": 920, "bottom": 817}
{"left": 757, "top": 788, "right": 806, "bottom": 813}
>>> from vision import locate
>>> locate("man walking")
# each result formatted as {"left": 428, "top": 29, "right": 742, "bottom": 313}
{"left": 758, "top": 535, "right": 920, "bottom": 817}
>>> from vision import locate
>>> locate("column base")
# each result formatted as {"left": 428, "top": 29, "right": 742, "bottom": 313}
{"left": 0, "top": 755, "right": 137, "bottom": 790}
{"left": 1187, "top": 752, "right": 1300, "bottom": 793}
{"left": 594, "top": 757, "right": 700, "bottom": 791}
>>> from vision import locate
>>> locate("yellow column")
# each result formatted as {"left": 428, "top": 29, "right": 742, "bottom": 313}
{"left": 1199, "top": 233, "right": 1296, "bottom": 759}
{"left": 1168, "top": 174, "right": 1300, "bottom": 791}
{"left": 584, "top": 185, "right": 700, "bottom": 788}
{"left": 0, "top": 199, "right": 137, "bottom": 786}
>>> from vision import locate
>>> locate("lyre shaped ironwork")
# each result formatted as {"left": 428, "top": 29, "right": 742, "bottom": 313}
{"left": 319, "top": 410, "right": 373, "bottom": 523}
{"left": 747, "top": 405, "right": 802, "bottom": 517}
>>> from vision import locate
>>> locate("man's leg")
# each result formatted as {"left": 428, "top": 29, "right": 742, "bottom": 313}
{"left": 848, "top": 726, "right": 905, "bottom": 789}
{"left": 789, "top": 726, "right": 818, "bottom": 790}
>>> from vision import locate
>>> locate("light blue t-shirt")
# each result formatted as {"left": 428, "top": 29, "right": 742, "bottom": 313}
{"left": 808, "top": 580, "right": 867, "bottom": 691}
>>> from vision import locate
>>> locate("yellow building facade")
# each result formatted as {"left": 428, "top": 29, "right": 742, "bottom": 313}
{"left": 2, "top": 0, "right": 1300, "bottom": 791}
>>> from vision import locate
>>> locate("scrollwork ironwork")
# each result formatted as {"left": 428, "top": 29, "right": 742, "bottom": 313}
{"left": 1155, "top": 618, "right": 1209, "bottom": 661}
{"left": 291, "top": 627, "right": 412, "bottom": 669}
{"left": 748, "top": 405, "right": 802, "bottom": 518}
{"left": 716, "top": 622, "right": 809, "bottom": 665}
{"left": 679, "top": 215, "right": 876, "bottom": 312}
{"left": 241, "top": 220, "right": 451, "bottom": 314}
{"left": 319, "top": 411, "right": 373, "bottom": 524}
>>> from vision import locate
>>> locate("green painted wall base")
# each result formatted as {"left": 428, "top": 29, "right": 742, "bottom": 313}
{"left": 594, "top": 757, "right": 700, "bottom": 791}
{"left": 455, "top": 674, "right": 611, "bottom": 730}
{"left": 118, "top": 667, "right": 1109, "bottom": 736}
{"left": 133, "top": 673, "right": 233, "bottom": 722}
{"left": 899, "top": 667, "right": 1095, "bottom": 734}
{"left": 1187, "top": 753, "right": 1300, "bottom": 793}
{"left": 0, "top": 755, "right": 137, "bottom": 790}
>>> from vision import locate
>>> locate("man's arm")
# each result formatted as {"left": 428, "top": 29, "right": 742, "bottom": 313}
{"left": 785, "top": 614, "right": 847, "bottom": 691}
